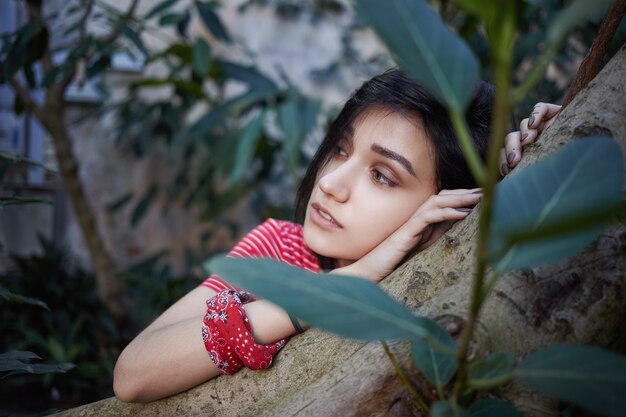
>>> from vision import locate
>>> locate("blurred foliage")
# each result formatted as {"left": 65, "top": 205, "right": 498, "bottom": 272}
{"left": 0, "top": 235, "right": 118, "bottom": 411}
{"left": 435, "top": 0, "right": 626, "bottom": 122}
{"left": 0, "top": 235, "right": 201, "bottom": 412}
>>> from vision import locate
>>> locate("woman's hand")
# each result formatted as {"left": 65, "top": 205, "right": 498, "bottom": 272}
{"left": 500, "top": 102, "right": 562, "bottom": 176}
{"left": 333, "top": 189, "right": 482, "bottom": 283}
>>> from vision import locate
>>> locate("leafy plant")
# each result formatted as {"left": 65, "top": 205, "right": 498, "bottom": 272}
{"left": 204, "top": 0, "right": 626, "bottom": 415}
{"left": 0, "top": 236, "right": 119, "bottom": 409}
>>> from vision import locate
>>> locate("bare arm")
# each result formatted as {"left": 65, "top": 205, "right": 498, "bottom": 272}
{"left": 113, "top": 286, "right": 296, "bottom": 403}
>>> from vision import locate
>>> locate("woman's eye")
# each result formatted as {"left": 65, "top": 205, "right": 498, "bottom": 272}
{"left": 372, "top": 170, "right": 396, "bottom": 187}
{"left": 334, "top": 145, "right": 348, "bottom": 157}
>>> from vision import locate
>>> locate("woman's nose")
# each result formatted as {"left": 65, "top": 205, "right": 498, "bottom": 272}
{"left": 317, "top": 166, "right": 350, "bottom": 203}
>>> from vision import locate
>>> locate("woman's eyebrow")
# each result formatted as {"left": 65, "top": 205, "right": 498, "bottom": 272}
{"left": 370, "top": 143, "right": 416, "bottom": 177}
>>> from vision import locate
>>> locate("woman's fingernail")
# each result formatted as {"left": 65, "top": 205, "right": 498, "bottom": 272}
{"left": 472, "top": 190, "right": 483, "bottom": 194}
{"left": 501, "top": 163, "right": 509, "bottom": 176}
{"left": 522, "top": 133, "right": 529, "bottom": 141}
{"left": 528, "top": 116, "right": 535, "bottom": 127}
{"left": 455, "top": 207, "right": 472, "bottom": 213}
{"left": 507, "top": 152, "right": 516, "bottom": 164}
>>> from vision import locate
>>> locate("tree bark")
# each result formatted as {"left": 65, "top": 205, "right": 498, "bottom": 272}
{"left": 55, "top": 43, "right": 626, "bottom": 417}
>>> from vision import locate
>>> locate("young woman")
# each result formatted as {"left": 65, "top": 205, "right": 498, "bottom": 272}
{"left": 113, "top": 69, "right": 560, "bottom": 403}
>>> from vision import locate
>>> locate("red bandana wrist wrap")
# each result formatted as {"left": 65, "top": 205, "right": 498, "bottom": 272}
{"left": 201, "top": 290, "right": 287, "bottom": 375}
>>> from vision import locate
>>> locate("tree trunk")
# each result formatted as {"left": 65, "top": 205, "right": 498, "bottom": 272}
{"left": 41, "top": 92, "right": 129, "bottom": 322}
{"left": 11, "top": 0, "right": 130, "bottom": 323}
{"left": 55, "top": 43, "right": 626, "bottom": 417}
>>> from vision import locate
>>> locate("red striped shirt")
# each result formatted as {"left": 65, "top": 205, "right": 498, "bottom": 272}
{"left": 201, "top": 219, "right": 321, "bottom": 292}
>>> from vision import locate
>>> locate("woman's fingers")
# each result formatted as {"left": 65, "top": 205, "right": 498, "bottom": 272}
{"left": 501, "top": 103, "right": 562, "bottom": 176}
{"left": 529, "top": 103, "right": 562, "bottom": 129}
{"left": 504, "top": 131, "right": 522, "bottom": 170}
{"left": 500, "top": 148, "right": 509, "bottom": 176}
{"left": 408, "top": 192, "right": 482, "bottom": 226}
{"left": 438, "top": 188, "right": 482, "bottom": 195}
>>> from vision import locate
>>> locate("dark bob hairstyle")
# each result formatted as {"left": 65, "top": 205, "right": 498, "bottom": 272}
{"left": 294, "top": 68, "right": 494, "bottom": 223}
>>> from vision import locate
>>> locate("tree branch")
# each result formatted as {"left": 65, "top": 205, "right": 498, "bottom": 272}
{"left": 562, "top": 0, "right": 626, "bottom": 107}
{"left": 9, "top": 76, "right": 46, "bottom": 123}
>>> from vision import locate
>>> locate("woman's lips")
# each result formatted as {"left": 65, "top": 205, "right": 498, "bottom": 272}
{"left": 310, "top": 203, "right": 342, "bottom": 229}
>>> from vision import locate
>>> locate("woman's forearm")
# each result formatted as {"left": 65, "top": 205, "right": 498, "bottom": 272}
{"left": 114, "top": 293, "right": 298, "bottom": 402}
{"left": 114, "top": 316, "right": 221, "bottom": 403}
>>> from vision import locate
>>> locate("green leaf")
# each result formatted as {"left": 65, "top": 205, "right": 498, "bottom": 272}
{"left": 106, "top": 192, "right": 133, "bottom": 212}
{"left": 489, "top": 137, "right": 624, "bottom": 272}
{"left": 130, "top": 185, "right": 159, "bottom": 228}
{"left": 151, "top": 43, "right": 193, "bottom": 64}
{"left": 0, "top": 284, "right": 49, "bottom": 309}
{"left": 430, "top": 401, "right": 469, "bottom": 417}
{"left": 177, "top": 11, "right": 191, "bottom": 37}
{"left": 185, "top": 91, "right": 268, "bottom": 139}
{"left": 122, "top": 24, "right": 147, "bottom": 56}
{"left": 217, "top": 61, "right": 278, "bottom": 95}
{"left": 47, "top": 337, "right": 65, "bottom": 363}
{"left": 468, "top": 399, "right": 522, "bottom": 417}
{"left": 411, "top": 323, "right": 458, "bottom": 388}
{"left": 468, "top": 352, "right": 514, "bottom": 390}
{"left": 159, "top": 12, "right": 187, "bottom": 26}
{"left": 0, "top": 350, "right": 74, "bottom": 377}
{"left": 228, "top": 110, "right": 266, "bottom": 184}
{"left": 145, "top": 0, "right": 179, "bottom": 19}
{"left": 515, "top": 344, "right": 626, "bottom": 417}
{"left": 0, "top": 196, "right": 52, "bottom": 207}
{"left": 192, "top": 37, "right": 211, "bottom": 76}
{"left": 355, "top": 0, "right": 479, "bottom": 111}
{"left": 195, "top": 1, "right": 231, "bottom": 42}
{"left": 206, "top": 257, "right": 454, "bottom": 350}
{"left": 548, "top": 0, "right": 612, "bottom": 45}
{"left": 278, "top": 91, "right": 321, "bottom": 175}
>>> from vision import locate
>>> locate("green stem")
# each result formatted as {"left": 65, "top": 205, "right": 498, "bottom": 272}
{"left": 449, "top": 110, "right": 486, "bottom": 185}
{"left": 451, "top": 51, "right": 513, "bottom": 402}
{"left": 381, "top": 341, "right": 430, "bottom": 414}
{"left": 511, "top": 44, "right": 558, "bottom": 104}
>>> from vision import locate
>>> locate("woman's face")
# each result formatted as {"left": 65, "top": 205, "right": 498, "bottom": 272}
{"left": 303, "top": 108, "right": 438, "bottom": 267}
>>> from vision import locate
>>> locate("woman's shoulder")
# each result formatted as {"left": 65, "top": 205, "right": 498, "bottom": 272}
{"left": 263, "top": 218, "right": 304, "bottom": 237}
{"left": 263, "top": 218, "right": 319, "bottom": 272}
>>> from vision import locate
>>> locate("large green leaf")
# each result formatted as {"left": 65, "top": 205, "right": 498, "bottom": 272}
{"left": 468, "top": 352, "right": 514, "bottom": 389}
{"left": 468, "top": 399, "right": 522, "bottom": 417}
{"left": 412, "top": 322, "right": 458, "bottom": 388}
{"left": 206, "top": 257, "right": 454, "bottom": 350}
{"left": 355, "top": 0, "right": 479, "bottom": 112}
{"left": 515, "top": 344, "right": 626, "bottom": 417}
{"left": 430, "top": 401, "right": 469, "bottom": 417}
{"left": 489, "top": 137, "right": 624, "bottom": 272}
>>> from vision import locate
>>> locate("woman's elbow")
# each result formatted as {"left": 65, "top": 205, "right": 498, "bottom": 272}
{"left": 113, "top": 354, "right": 152, "bottom": 403}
